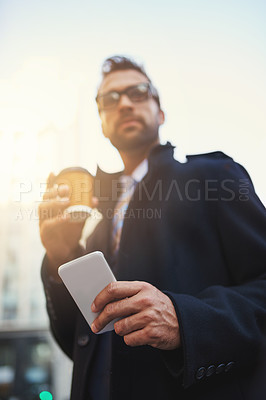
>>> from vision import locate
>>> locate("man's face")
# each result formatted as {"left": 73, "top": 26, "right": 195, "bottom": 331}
{"left": 97, "top": 69, "right": 164, "bottom": 152}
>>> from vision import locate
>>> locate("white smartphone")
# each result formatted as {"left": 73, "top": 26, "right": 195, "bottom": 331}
{"left": 58, "top": 251, "right": 117, "bottom": 334}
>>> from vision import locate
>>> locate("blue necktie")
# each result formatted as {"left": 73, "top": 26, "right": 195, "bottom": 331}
{"left": 111, "top": 175, "right": 136, "bottom": 255}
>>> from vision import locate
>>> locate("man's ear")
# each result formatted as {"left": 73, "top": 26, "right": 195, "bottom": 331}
{"left": 158, "top": 109, "right": 165, "bottom": 126}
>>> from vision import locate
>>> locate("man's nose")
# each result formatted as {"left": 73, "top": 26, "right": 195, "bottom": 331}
{"left": 117, "top": 94, "right": 134, "bottom": 109}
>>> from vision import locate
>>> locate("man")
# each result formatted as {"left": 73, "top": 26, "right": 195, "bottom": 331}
{"left": 39, "top": 56, "right": 266, "bottom": 400}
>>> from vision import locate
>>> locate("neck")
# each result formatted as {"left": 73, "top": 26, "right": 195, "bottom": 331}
{"left": 119, "top": 140, "right": 159, "bottom": 175}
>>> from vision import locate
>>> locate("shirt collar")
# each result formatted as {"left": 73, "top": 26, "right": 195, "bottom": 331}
{"left": 130, "top": 159, "right": 148, "bottom": 182}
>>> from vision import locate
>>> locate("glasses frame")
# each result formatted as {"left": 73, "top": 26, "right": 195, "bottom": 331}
{"left": 96, "top": 82, "right": 159, "bottom": 111}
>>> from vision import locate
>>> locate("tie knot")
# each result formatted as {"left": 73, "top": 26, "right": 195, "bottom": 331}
{"left": 121, "top": 174, "right": 135, "bottom": 185}
{"left": 118, "top": 175, "right": 136, "bottom": 197}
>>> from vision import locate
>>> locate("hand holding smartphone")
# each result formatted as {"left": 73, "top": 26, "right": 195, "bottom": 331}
{"left": 58, "top": 251, "right": 117, "bottom": 334}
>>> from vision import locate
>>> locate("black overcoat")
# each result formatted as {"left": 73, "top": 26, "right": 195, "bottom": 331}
{"left": 42, "top": 143, "right": 266, "bottom": 400}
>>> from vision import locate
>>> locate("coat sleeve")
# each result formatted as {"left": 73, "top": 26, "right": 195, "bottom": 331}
{"left": 165, "top": 159, "right": 266, "bottom": 389}
{"left": 41, "top": 254, "right": 81, "bottom": 359}
{"left": 41, "top": 218, "right": 107, "bottom": 359}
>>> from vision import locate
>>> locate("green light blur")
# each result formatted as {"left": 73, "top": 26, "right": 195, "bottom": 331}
{"left": 39, "top": 391, "right": 53, "bottom": 400}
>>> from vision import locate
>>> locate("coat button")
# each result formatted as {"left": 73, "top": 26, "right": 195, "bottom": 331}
{"left": 225, "top": 361, "right": 235, "bottom": 372}
{"left": 206, "top": 365, "right": 216, "bottom": 377}
{"left": 195, "top": 367, "right": 206, "bottom": 380}
{"left": 77, "top": 334, "right": 90, "bottom": 347}
{"left": 216, "top": 363, "right": 225, "bottom": 374}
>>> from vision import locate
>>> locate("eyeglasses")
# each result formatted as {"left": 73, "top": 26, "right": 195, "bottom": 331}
{"left": 96, "top": 83, "right": 159, "bottom": 111}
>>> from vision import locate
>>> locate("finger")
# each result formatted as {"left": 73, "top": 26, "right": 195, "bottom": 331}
{"left": 43, "top": 186, "right": 56, "bottom": 201}
{"left": 91, "top": 196, "right": 99, "bottom": 208}
{"left": 38, "top": 198, "right": 70, "bottom": 222}
{"left": 49, "top": 211, "right": 70, "bottom": 225}
{"left": 91, "top": 294, "right": 143, "bottom": 334}
{"left": 40, "top": 212, "right": 85, "bottom": 241}
{"left": 43, "top": 184, "right": 70, "bottom": 201}
{"left": 46, "top": 173, "right": 56, "bottom": 188}
{"left": 40, "top": 211, "right": 85, "bottom": 233}
{"left": 40, "top": 212, "right": 71, "bottom": 232}
{"left": 123, "top": 327, "right": 152, "bottom": 347}
{"left": 91, "top": 281, "right": 146, "bottom": 313}
{"left": 57, "top": 184, "right": 70, "bottom": 198}
{"left": 114, "top": 310, "right": 150, "bottom": 336}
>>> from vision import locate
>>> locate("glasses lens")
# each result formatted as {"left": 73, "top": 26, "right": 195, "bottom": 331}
{"left": 99, "top": 92, "right": 119, "bottom": 109}
{"left": 97, "top": 83, "right": 151, "bottom": 110}
{"left": 128, "top": 84, "right": 149, "bottom": 102}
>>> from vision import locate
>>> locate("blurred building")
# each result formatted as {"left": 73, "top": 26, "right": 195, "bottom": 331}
{"left": 0, "top": 124, "right": 81, "bottom": 400}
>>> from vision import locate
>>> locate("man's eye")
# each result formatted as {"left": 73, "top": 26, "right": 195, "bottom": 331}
{"left": 103, "top": 92, "right": 119, "bottom": 106}
{"left": 109, "top": 92, "right": 120, "bottom": 100}
{"left": 129, "top": 88, "right": 148, "bottom": 100}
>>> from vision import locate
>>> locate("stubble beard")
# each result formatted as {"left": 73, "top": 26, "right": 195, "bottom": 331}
{"left": 110, "top": 124, "right": 159, "bottom": 153}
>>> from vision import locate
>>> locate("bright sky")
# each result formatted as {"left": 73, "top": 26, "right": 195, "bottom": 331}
{"left": 0, "top": 0, "right": 265, "bottom": 204}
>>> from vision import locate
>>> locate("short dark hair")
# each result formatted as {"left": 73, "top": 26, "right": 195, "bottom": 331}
{"left": 100, "top": 55, "right": 161, "bottom": 108}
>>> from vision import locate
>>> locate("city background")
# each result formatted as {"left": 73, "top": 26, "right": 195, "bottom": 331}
{"left": 0, "top": 0, "right": 265, "bottom": 399}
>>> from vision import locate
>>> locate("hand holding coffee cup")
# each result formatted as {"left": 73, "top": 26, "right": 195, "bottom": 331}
{"left": 53, "top": 167, "right": 94, "bottom": 222}
{"left": 38, "top": 167, "right": 97, "bottom": 277}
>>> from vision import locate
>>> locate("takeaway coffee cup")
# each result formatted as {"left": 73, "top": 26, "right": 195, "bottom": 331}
{"left": 54, "top": 167, "right": 94, "bottom": 221}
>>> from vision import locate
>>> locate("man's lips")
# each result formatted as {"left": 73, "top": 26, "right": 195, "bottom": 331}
{"left": 120, "top": 120, "right": 141, "bottom": 128}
